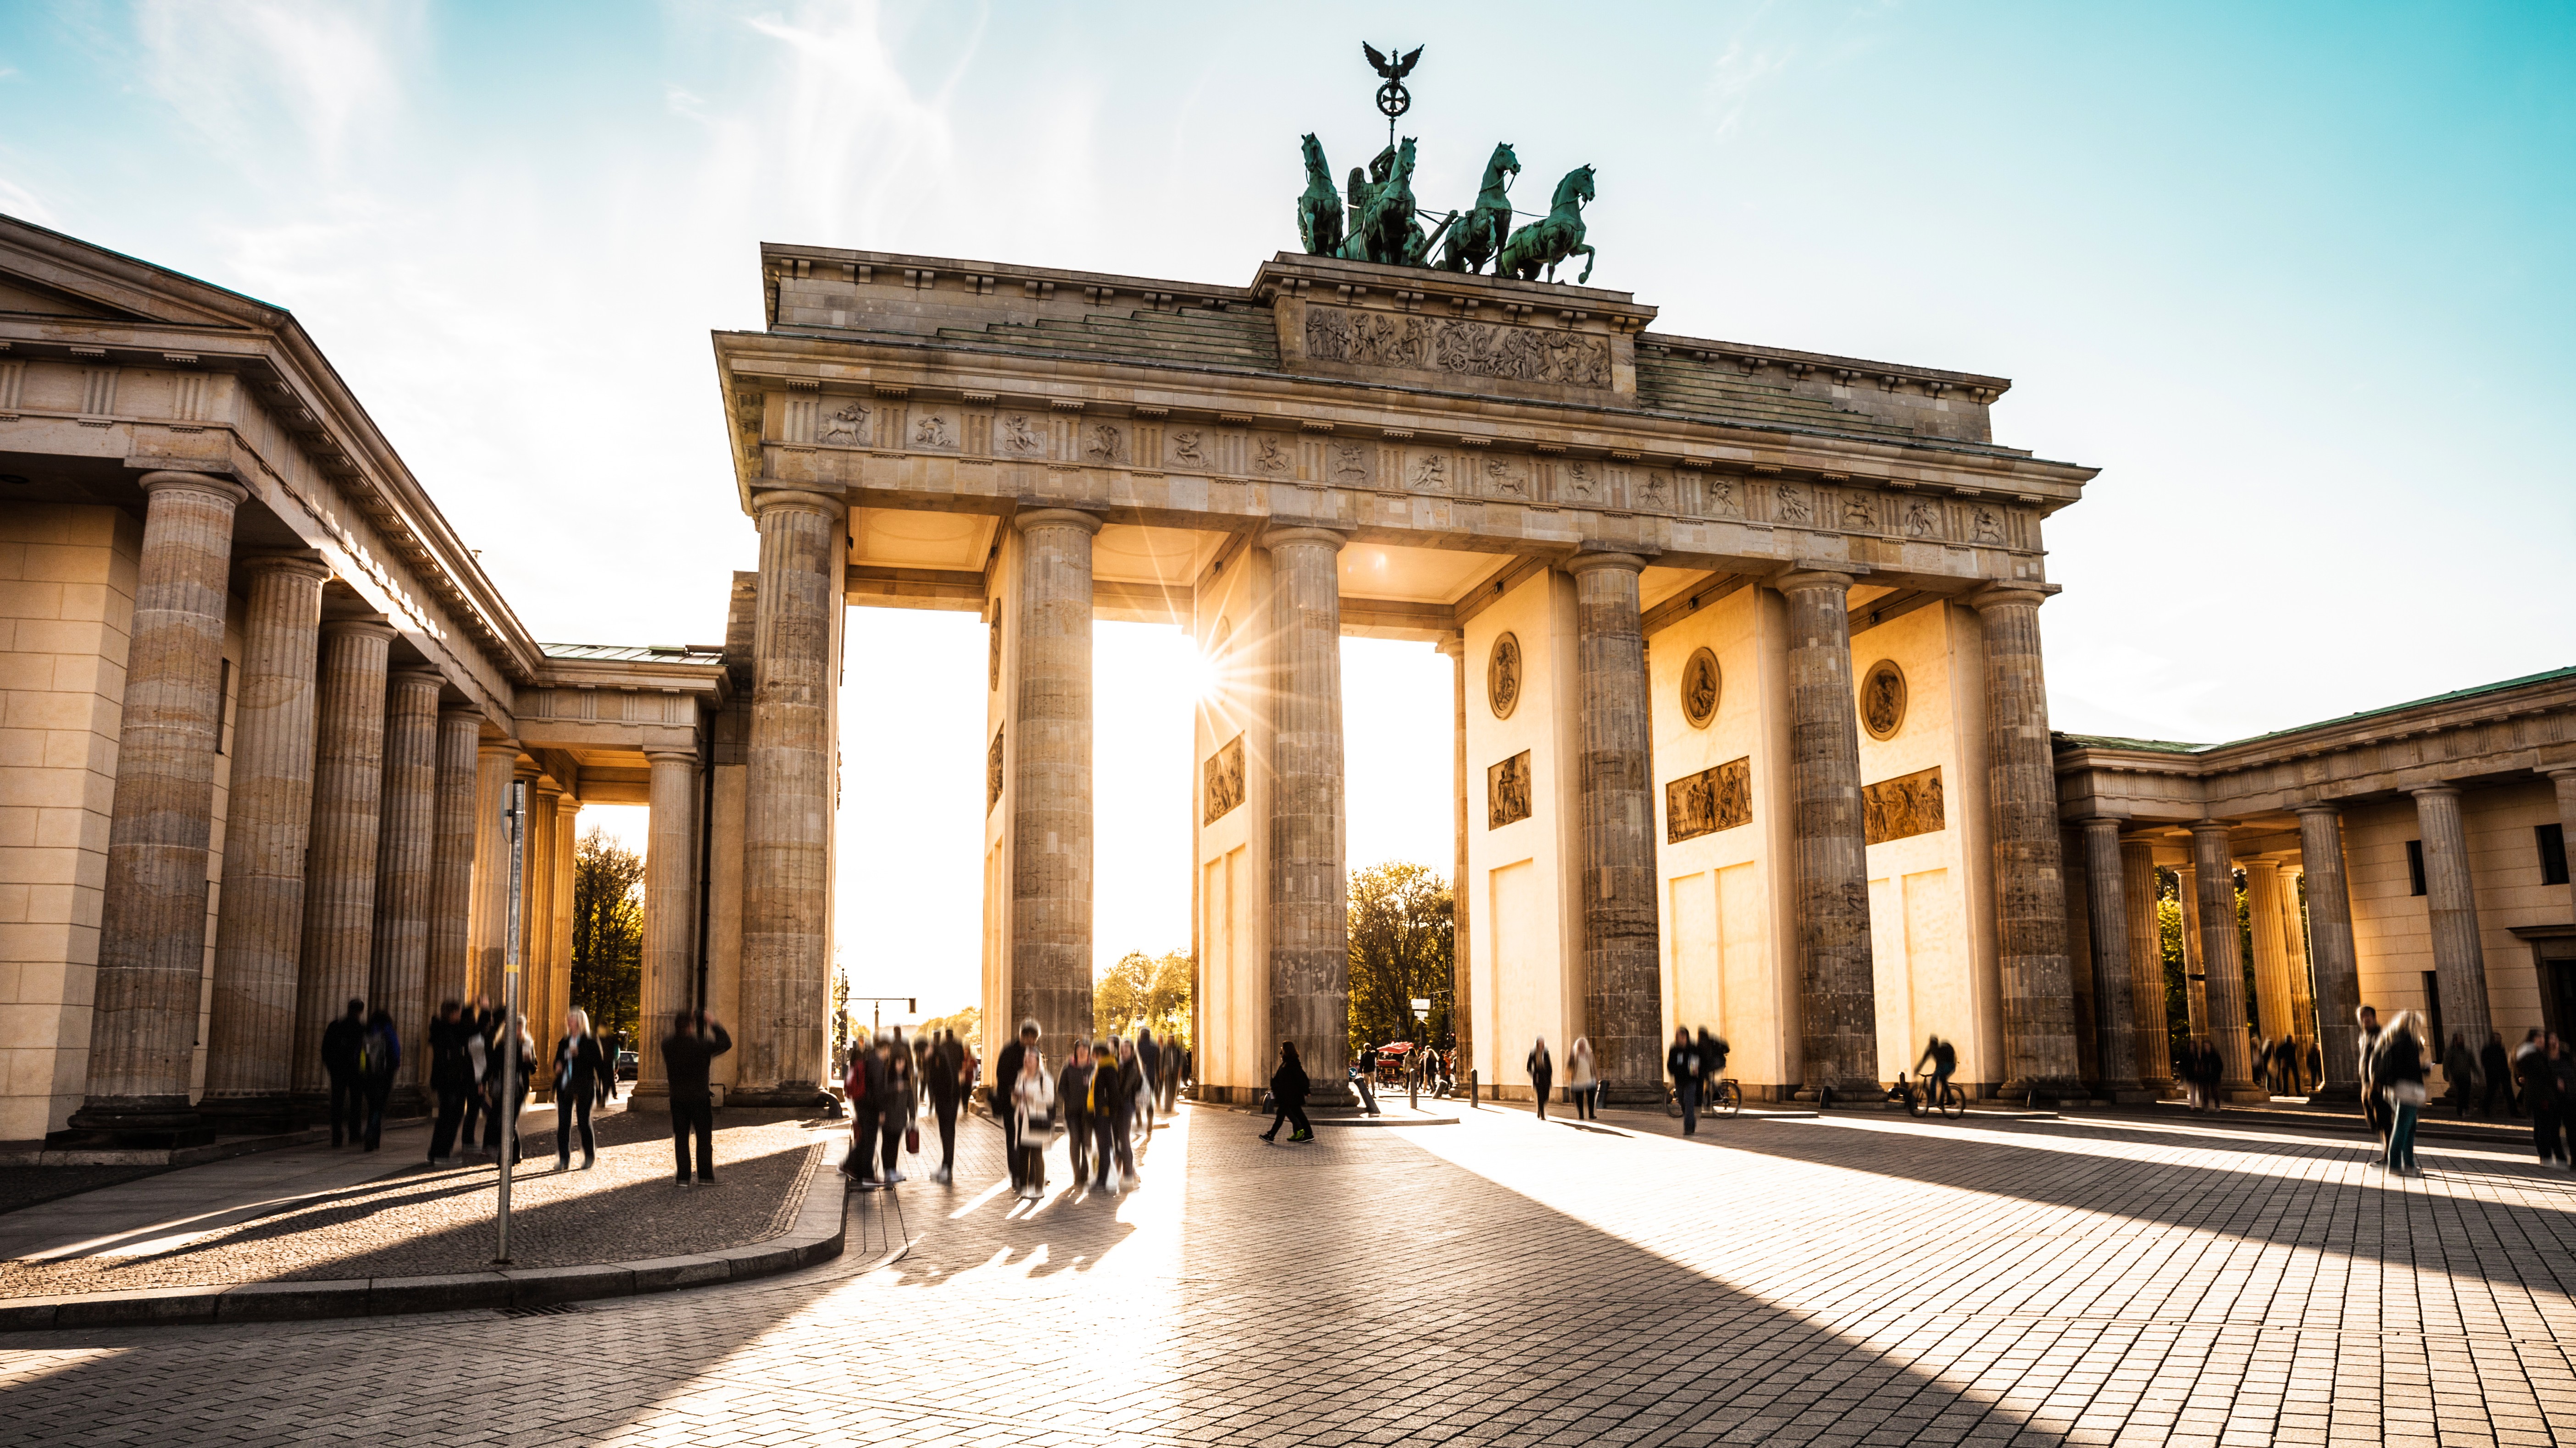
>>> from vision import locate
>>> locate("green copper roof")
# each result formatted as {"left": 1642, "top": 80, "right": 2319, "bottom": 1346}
{"left": 538, "top": 643, "right": 724, "bottom": 664}
{"left": 2056, "top": 663, "right": 2576, "bottom": 757}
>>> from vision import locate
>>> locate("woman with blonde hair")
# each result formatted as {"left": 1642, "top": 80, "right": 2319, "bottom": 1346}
{"left": 1567, "top": 1037, "right": 1599, "bottom": 1121}
{"left": 552, "top": 1006, "right": 614, "bottom": 1171}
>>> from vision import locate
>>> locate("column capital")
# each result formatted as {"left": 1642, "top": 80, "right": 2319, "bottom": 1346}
{"left": 2545, "top": 766, "right": 2576, "bottom": 782}
{"left": 388, "top": 666, "right": 444, "bottom": 689}
{"left": 1772, "top": 567, "right": 1856, "bottom": 595}
{"left": 1967, "top": 581, "right": 2061, "bottom": 613}
{"left": 558, "top": 795, "right": 583, "bottom": 816}
{"left": 1013, "top": 506, "right": 1104, "bottom": 537}
{"left": 137, "top": 469, "right": 249, "bottom": 506}
{"left": 2293, "top": 800, "right": 2344, "bottom": 819}
{"left": 644, "top": 746, "right": 700, "bottom": 766}
{"left": 319, "top": 617, "right": 398, "bottom": 644}
{"left": 2187, "top": 819, "right": 2234, "bottom": 839}
{"left": 1260, "top": 524, "right": 1347, "bottom": 552}
{"left": 750, "top": 487, "right": 845, "bottom": 520}
{"left": 2408, "top": 782, "right": 2464, "bottom": 801}
{"left": 1563, "top": 549, "right": 1650, "bottom": 577}
{"left": 239, "top": 551, "right": 330, "bottom": 582}
{"left": 439, "top": 705, "right": 486, "bottom": 727}
{"left": 1432, "top": 632, "right": 1465, "bottom": 660}
{"left": 476, "top": 738, "right": 521, "bottom": 760}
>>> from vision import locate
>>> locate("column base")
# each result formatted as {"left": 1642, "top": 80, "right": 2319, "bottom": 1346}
{"left": 723, "top": 1082, "right": 826, "bottom": 1110}
{"left": 60, "top": 1096, "right": 213, "bottom": 1149}
{"left": 2308, "top": 1084, "right": 2362, "bottom": 1104}
{"left": 195, "top": 1094, "right": 299, "bottom": 1135}
{"left": 1795, "top": 1080, "right": 1889, "bottom": 1107}
{"left": 2096, "top": 1087, "right": 2163, "bottom": 1105}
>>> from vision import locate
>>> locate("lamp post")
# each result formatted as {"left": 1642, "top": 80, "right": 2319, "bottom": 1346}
{"left": 495, "top": 779, "right": 525, "bottom": 1264}
{"left": 1408, "top": 997, "right": 1430, "bottom": 1110}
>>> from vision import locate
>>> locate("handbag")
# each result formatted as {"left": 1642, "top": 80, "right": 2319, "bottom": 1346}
{"left": 905, "top": 1123, "right": 921, "bottom": 1154}
{"left": 2388, "top": 1080, "right": 2428, "bottom": 1107}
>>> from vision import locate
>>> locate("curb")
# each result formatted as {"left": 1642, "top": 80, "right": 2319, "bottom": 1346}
{"left": 0, "top": 1136, "right": 850, "bottom": 1334}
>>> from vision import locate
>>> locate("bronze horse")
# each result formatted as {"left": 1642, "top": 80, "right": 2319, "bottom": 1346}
{"left": 1296, "top": 133, "right": 1343, "bottom": 257}
{"left": 1440, "top": 141, "right": 1520, "bottom": 275}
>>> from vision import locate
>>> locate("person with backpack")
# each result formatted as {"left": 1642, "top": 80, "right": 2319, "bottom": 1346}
{"left": 926, "top": 1028, "right": 967, "bottom": 1184}
{"left": 359, "top": 1009, "right": 400, "bottom": 1151}
{"left": 1914, "top": 1034, "right": 1958, "bottom": 1112}
{"left": 1262, "top": 1040, "right": 1314, "bottom": 1143}
{"left": 552, "top": 1007, "right": 612, "bottom": 1171}
{"left": 1058, "top": 1039, "right": 1096, "bottom": 1187}
{"left": 1011, "top": 1042, "right": 1055, "bottom": 1200}
{"left": 320, "top": 998, "right": 367, "bottom": 1148}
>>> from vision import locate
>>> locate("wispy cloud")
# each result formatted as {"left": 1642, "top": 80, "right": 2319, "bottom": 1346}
{"left": 135, "top": 0, "right": 419, "bottom": 175}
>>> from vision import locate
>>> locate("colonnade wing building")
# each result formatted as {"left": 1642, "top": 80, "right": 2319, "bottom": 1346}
{"left": 0, "top": 218, "right": 726, "bottom": 1148}
{"left": 721, "top": 245, "right": 2102, "bottom": 1104}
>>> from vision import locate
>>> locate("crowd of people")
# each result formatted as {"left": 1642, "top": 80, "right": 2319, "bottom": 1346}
{"left": 987, "top": 1020, "right": 1188, "bottom": 1197}
{"left": 305, "top": 993, "right": 627, "bottom": 1173}
{"left": 2353, "top": 1004, "right": 2574, "bottom": 1174}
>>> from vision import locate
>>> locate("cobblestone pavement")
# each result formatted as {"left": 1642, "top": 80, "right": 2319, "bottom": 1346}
{"left": 6, "top": 1098, "right": 2575, "bottom": 1445}
{"left": 0, "top": 1109, "right": 823, "bottom": 1293}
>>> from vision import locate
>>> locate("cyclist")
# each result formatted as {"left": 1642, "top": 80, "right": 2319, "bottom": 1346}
{"left": 1696, "top": 1028, "right": 1729, "bottom": 1111}
{"left": 1914, "top": 1035, "right": 1958, "bottom": 1113}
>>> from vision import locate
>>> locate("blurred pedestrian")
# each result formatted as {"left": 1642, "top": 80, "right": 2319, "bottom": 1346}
{"left": 2374, "top": 1010, "right": 2428, "bottom": 1176}
{"left": 1094, "top": 1037, "right": 1138, "bottom": 1192}
{"left": 2481, "top": 1032, "right": 2515, "bottom": 1118}
{"left": 321, "top": 998, "right": 367, "bottom": 1148}
{"left": 359, "top": 1008, "right": 399, "bottom": 1150}
{"left": 459, "top": 996, "right": 494, "bottom": 1152}
{"left": 2443, "top": 1032, "right": 2479, "bottom": 1117}
{"left": 1669, "top": 1027, "right": 1702, "bottom": 1135}
{"left": 1136, "top": 1026, "right": 1162, "bottom": 1126}
{"left": 1059, "top": 1039, "right": 1096, "bottom": 1186}
{"left": 1262, "top": 1040, "right": 1313, "bottom": 1143}
{"left": 1527, "top": 1037, "right": 1554, "bottom": 1122}
{"left": 552, "top": 1008, "right": 611, "bottom": 1171}
{"left": 427, "top": 1000, "right": 472, "bottom": 1165}
{"left": 1012, "top": 1042, "right": 1055, "bottom": 1199}
{"left": 879, "top": 1032, "right": 916, "bottom": 1185}
{"left": 1568, "top": 1037, "right": 1599, "bottom": 1121}
{"left": 841, "top": 1032, "right": 876, "bottom": 1182}
{"left": 926, "top": 1027, "right": 966, "bottom": 1184}
{"left": 2518, "top": 1032, "right": 2565, "bottom": 1167}
{"left": 481, "top": 1013, "right": 535, "bottom": 1164}
{"left": 2356, "top": 1006, "right": 2386, "bottom": 1143}
{"left": 994, "top": 1019, "right": 1040, "bottom": 1192}
{"left": 663, "top": 1010, "right": 732, "bottom": 1187}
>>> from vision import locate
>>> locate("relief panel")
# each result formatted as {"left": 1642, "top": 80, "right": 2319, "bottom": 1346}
{"left": 1302, "top": 304, "right": 1614, "bottom": 389}
{"left": 1488, "top": 749, "right": 1533, "bottom": 829}
{"left": 1666, "top": 757, "right": 1752, "bottom": 843}
{"left": 1862, "top": 766, "right": 1944, "bottom": 845}
{"left": 1205, "top": 735, "right": 1245, "bottom": 824}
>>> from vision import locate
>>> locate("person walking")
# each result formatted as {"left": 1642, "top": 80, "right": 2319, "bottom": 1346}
{"left": 427, "top": 1000, "right": 472, "bottom": 1165}
{"left": 1058, "top": 1039, "right": 1096, "bottom": 1187}
{"left": 2356, "top": 1006, "right": 2387, "bottom": 1145}
{"left": 321, "top": 999, "right": 367, "bottom": 1148}
{"left": 1011, "top": 1043, "right": 1055, "bottom": 1199}
{"left": 1135, "top": 1026, "right": 1162, "bottom": 1128}
{"left": 2374, "top": 1010, "right": 2429, "bottom": 1176}
{"left": 1568, "top": 1037, "right": 1599, "bottom": 1121}
{"left": 458, "top": 996, "right": 494, "bottom": 1153}
{"left": 1526, "top": 1037, "right": 1554, "bottom": 1121}
{"left": 2518, "top": 1032, "right": 2566, "bottom": 1167}
{"left": 841, "top": 1035, "right": 877, "bottom": 1182}
{"left": 359, "top": 1009, "right": 400, "bottom": 1150}
{"left": 878, "top": 1032, "right": 916, "bottom": 1186}
{"left": 479, "top": 1013, "right": 535, "bottom": 1164}
{"left": 926, "top": 1028, "right": 966, "bottom": 1184}
{"left": 1261, "top": 1040, "right": 1313, "bottom": 1143}
{"left": 2481, "top": 1032, "right": 2515, "bottom": 1118}
{"left": 2443, "top": 1032, "right": 2479, "bottom": 1118}
{"left": 1094, "top": 1037, "right": 1138, "bottom": 1193}
{"left": 552, "top": 1008, "right": 612, "bottom": 1171}
{"left": 994, "top": 1019, "right": 1041, "bottom": 1192}
{"left": 662, "top": 1010, "right": 732, "bottom": 1187}
{"left": 1668, "top": 1027, "right": 1702, "bottom": 1135}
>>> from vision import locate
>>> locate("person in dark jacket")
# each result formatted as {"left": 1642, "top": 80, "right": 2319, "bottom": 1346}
{"left": 877, "top": 1033, "right": 916, "bottom": 1186}
{"left": 2443, "top": 1032, "right": 2480, "bottom": 1117}
{"left": 925, "top": 1029, "right": 966, "bottom": 1184}
{"left": 661, "top": 1010, "right": 732, "bottom": 1186}
{"left": 552, "top": 1008, "right": 613, "bottom": 1171}
{"left": 1059, "top": 1040, "right": 1096, "bottom": 1186}
{"left": 1526, "top": 1037, "right": 1554, "bottom": 1122}
{"left": 459, "top": 996, "right": 496, "bottom": 1152}
{"left": 2375, "top": 1012, "right": 2429, "bottom": 1176}
{"left": 1262, "top": 1040, "right": 1313, "bottom": 1143}
{"left": 480, "top": 1013, "right": 535, "bottom": 1163}
{"left": 426, "top": 1000, "right": 472, "bottom": 1165}
{"left": 320, "top": 999, "right": 367, "bottom": 1148}
{"left": 2518, "top": 1033, "right": 2565, "bottom": 1167}
{"left": 1668, "top": 1027, "right": 1702, "bottom": 1134}
{"left": 359, "top": 1009, "right": 400, "bottom": 1150}
{"left": 1135, "top": 1026, "right": 1161, "bottom": 1127}
{"left": 2481, "top": 1032, "right": 2516, "bottom": 1118}
{"left": 1094, "top": 1037, "right": 1141, "bottom": 1192}
{"left": 993, "top": 1019, "right": 1041, "bottom": 1190}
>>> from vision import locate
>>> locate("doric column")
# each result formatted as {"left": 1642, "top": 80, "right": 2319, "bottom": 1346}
{"left": 2411, "top": 785, "right": 2493, "bottom": 1054}
{"left": 1566, "top": 549, "right": 1662, "bottom": 1104}
{"left": 200, "top": 553, "right": 328, "bottom": 1129}
{"left": 68, "top": 471, "right": 247, "bottom": 1143}
{"left": 466, "top": 741, "right": 517, "bottom": 1005}
{"left": 2120, "top": 839, "right": 2171, "bottom": 1092}
{"left": 638, "top": 749, "right": 700, "bottom": 1097}
{"left": 553, "top": 797, "right": 578, "bottom": 1038}
{"left": 524, "top": 784, "right": 562, "bottom": 1060}
{"left": 2553, "top": 770, "right": 2576, "bottom": 898}
{"left": 1436, "top": 633, "right": 1473, "bottom": 1091}
{"left": 288, "top": 619, "right": 394, "bottom": 1106}
{"left": 2243, "top": 860, "right": 2297, "bottom": 1062}
{"left": 2189, "top": 823, "right": 2259, "bottom": 1100}
{"left": 1969, "top": 586, "right": 2081, "bottom": 1097}
{"left": 1265, "top": 525, "right": 1350, "bottom": 1096}
{"left": 738, "top": 489, "right": 840, "bottom": 1101}
{"left": 367, "top": 666, "right": 443, "bottom": 1116}
{"left": 2298, "top": 804, "right": 2362, "bottom": 1098}
{"left": 425, "top": 709, "right": 482, "bottom": 1021}
{"left": 2281, "top": 865, "right": 2316, "bottom": 1060}
{"left": 1010, "top": 508, "right": 1100, "bottom": 1052}
{"left": 1774, "top": 570, "right": 1878, "bottom": 1096}
{"left": 2177, "top": 862, "right": 2208, "bottom": 1037}
{"left": 2078, "top": 820, "right": 2142, "bottom": 1095}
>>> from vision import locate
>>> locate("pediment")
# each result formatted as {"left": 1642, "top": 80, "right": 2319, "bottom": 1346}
{"left": 0, "top": 271, "right": 153, "bottom": 321}
{"left": 0, "top": 217, "right": 267, "bottom": 332}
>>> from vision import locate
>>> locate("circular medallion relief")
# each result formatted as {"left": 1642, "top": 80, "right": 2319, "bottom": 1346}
{"left": 1488, "top": 633, "right": 1522, "bottom": 720}
{"left": 1860, "top": 660, "right": 1907, "bottom": 741}
{"left": 1681, "top": 647, "right": 1721, "bottom": 729}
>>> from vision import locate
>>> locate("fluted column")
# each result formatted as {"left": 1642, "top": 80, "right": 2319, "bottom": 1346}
{"left": 2298, "top": 804, "right": 2362, "bottom": 1098}
{"left": 201, "top": 553, "right": 328, "bottom": 1129}
{"left": 466, "top": 742, "right": 517, "bottom": 1005}
{"left": 1265, "top": 525, "right": 1349, "bottom": 1097}
{"left": 2178, "top": 863, "right": 2208, "bottom": 1038}
{"left": 1776, "top": 569, "right": 1877, "bottom": 1097}
{"left": 2412, "top": 785, "right": 2493, "bottom": 1054}
{"left": 2121, "top": 839, "right": 2172, "bottom": 1093}
{"left": 1970, "top": 586, "right": 2081, "bottom": 1096}
{"left": 553, "top": 798, "right": 578, "bottom": 1038}
{"left": 2190, "top": 823, "right": 2259, "bottom": 1100}
{"left": 638, "top": 750, "right": 700, "bottom": 1097}
{"left": 1567, "top": 550, "right": 1662, "bottom": 1104}
{"left": 738, "top": 489, "right": 840, "bottom": 1101}
{"left": 367, "top": 666, "right": 442, "bottom": 1116}
{"left": 289, "top": 619, "right": 394, "bottom": 1107}
{"left": 1437, "top": 633, "right": 1472, "bottom": 1090}
{"left": 2553, "top": 770, "right": 2576, "bottom": 894}
{"left": 2243, "top": 860, "right": 2297, "bottom": 1065}
{"left": 1010, "top": 509, "right": 1100, "bottom": 1052}
{"left": 68, "top": 471, "right": 248, "bottom": 1142}
{"left": 2281, "top": 865, "right": 2316, "bottom": 1062}
{"left": 425, "top": 709, "right": 482, "bottom": 1023}
{"left": 2078, "top": 820, "right": 2142, "bottom": 1095}
{"left": 524, "top": 784, "right": 562, "bottom": 1071}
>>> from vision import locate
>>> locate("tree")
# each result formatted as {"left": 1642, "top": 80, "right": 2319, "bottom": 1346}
{"left": 918, "top": 1004, "right": 982, "bottom": 1047}
{"left": 571, "top": 826, "right": 645, "bottom": 1049}
{"left": 1346, "top": 860, "right": 1454, "bottom": 1056}
{"left": 1096, "top": 949, "right": 1192, "bottom": 1042}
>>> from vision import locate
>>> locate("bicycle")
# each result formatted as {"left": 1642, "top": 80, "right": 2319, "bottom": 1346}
{"left": 1907, "top": 1078, "right": 1966, "bottom": 1118}
{"left": 1664, "top": 1078, "right": 1743, "bottom": 1119}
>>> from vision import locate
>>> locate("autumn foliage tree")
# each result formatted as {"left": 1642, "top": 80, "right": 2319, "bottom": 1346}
{"left": 1095, "top": 949, "right": 1192, "bottom": 1043}
{"left": 1346, "top": 860, "right": 1454, "bottom": 1057}
{"left": 571, "top": 827, "right": 644, "bottom": 1049}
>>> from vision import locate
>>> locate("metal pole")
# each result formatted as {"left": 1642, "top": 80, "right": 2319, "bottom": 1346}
{"left": 496, "top": 780, "right": 524, "bottom": 1264}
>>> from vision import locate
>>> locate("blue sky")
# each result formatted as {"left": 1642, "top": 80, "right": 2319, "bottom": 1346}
{"left": 4, "top": 2, "right": 2570, "bottom": 1015}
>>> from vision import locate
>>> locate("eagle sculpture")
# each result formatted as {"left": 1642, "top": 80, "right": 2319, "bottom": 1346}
{"left": 1363, "top": 42, "right": 1422, "bottom": 81}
